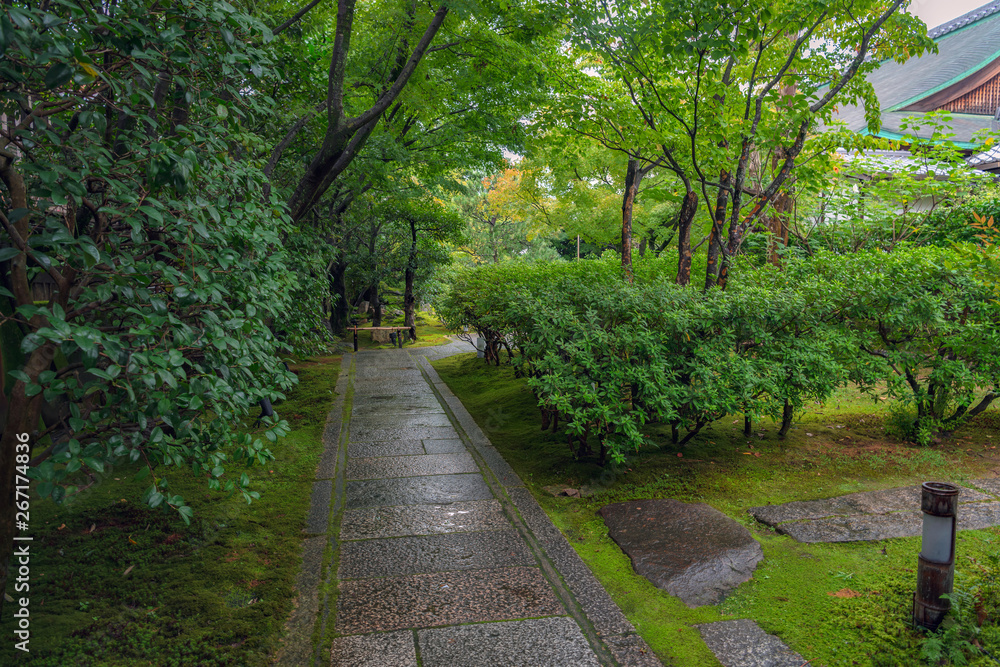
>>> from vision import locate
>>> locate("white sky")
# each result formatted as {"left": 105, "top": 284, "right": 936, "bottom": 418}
{"left": 908, "top": 0, "right": 991, "bottom": 30}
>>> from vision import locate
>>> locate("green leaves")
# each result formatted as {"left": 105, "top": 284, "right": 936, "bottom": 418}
{"left": 44, "top": 62, "right": 74, "bottom": 89}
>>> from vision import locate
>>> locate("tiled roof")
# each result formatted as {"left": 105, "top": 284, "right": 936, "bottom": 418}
{"left": 828, "top": 1, "right": 1000, "bottom": 144}
{"left": 929, "top": 0, "right": 1000, "bottom": 38}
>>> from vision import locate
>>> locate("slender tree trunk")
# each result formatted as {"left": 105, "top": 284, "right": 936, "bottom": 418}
{"left": 403, "top": 218, "right": 417, "bottom": 340}
{"left": 675, "top": 190, "right": 698, "bottom": 286}
{"left": 329, "top": 257, "right": 349, "bottom": 334}
{"left": 371, "top": 282, "right": 382, "bottom": 327}
{"left": 705, "top": 170, "right": 730, "bottom": 289}
{"left": 621, "top": 158, "right": 641, "bottom": 283}
{"left": 778, "top": 400, "right": 794, "bottom": 437}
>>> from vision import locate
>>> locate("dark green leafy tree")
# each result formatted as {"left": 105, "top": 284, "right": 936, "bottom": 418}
{"left": 0, "top": 0, "right": 297, "bottom": 613}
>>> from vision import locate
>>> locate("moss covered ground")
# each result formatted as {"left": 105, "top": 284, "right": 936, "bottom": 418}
{"left": 0, "top": 357, "right": 342, "bottom": 667}
{"left": 431, "top": 352, "right": 1000, "bottom": 667}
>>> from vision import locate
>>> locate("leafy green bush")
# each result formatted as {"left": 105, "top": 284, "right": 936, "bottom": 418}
{"left": 0, "top": 1, "right": 327, "bottom": 562}
{"left": 438, "top": 256, "right": 852, "bottom": 463}
{"left": 439, "top": 246, "right": 1000, "bottom": 462}
{"left": 786, "top": 247, "right": 1000, "bottom": 445}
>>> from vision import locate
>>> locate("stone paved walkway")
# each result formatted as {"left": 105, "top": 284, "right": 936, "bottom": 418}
{"left": 278, "top": 343, "right": 659, "bottom": 666}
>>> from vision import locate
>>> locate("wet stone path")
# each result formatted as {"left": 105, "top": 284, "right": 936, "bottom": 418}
{"left": 282, "top": 345, "right": 659, "bottom": 666}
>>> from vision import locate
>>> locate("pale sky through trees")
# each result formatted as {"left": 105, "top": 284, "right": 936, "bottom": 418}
{"left": 910, "top": 0, "right": 992, "bottom": 29}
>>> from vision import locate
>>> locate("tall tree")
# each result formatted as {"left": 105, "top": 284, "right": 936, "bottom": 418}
{"left": 566, "top": 0, "right": 932, "bottom": 287}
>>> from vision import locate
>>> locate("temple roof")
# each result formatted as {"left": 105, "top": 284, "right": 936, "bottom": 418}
{"left": 830, "top": 1, "right": 1000, "bottom": 145}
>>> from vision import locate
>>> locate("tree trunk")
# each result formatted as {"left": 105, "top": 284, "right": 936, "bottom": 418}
{"left": 370, "top": 283, "right": 382, "bottom": 327}
{"left": 705, "top": 170, "right": 731, "bottom": 290}
{"left": 778, "top": 399, "right": 794, "bottom": 438}
{"left": 329, "top": 257, "right": 349, "bottom": 334}
{"left": 675, "top": 190, "right": 697, "bottom": 286}
{"left": 403, "top": 218, "right": 417, "bottom": 339}
{"left": 621, "top": 158, "right": 642, "bottom": 283}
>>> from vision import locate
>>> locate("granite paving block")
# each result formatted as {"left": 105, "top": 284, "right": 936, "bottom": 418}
{"left": 749, "top": 484, "right": 990, "bottom": 526}
{"left": 352, "top": 412, "right": 454, "bottom": 431}
{"left": 352, "top": 400, "right": 444, "bottom": 416}
{"left": 350, "top": 426, "right": 460, "bottom": 442}
{"left": 345, "top": 474, "right": 494, "bottom": 509}
{"left": 352, "top": 384, "right": 429, "bottom": 397}
{"left": 330, "top": 630, "right": 417, "bottom": 667}
{"left": 346, "top": 452, "right": 479, "bottom": 480}
{"left": 348, "top": 439, "right": 426, "bottom": 458}
{"left": 339, "top": 500, "right": 510, "bottom": 540}
{"left": 336, "top": 566, "right": 565, "bottom": 635}
{"left": 600, "top": 500, "right": 763, "bottom": 607}
{"left": 422, "top": 438, "right": 467, "bottom": 454}
{"left": 274, "top": 535, "right": 327, "bottom": 664}
{"left": 604, "top": 634, "right": 663, "bottom": 667}
{"left": 353, "top": 413, "right": 455, "bottom": 433}
{"left": 339, "top": 530, "right": 535, "bottom": 579}
{"left": 305, "top": 479, "right": 333, "bottom": 534}
{"left": 352, "top": 380, "right": 429, "bottom": 394}
{"left": 774, "top": 502, "right": 1000, "bottom": 543}
{"left": 697, "top": 619, "right": 805, "bottom": 667}
{"left": 971, "top": 478, "right": 1000, "bottom": 498}
{"left": 418, "top": 617, "right": 599, "bottom": 667}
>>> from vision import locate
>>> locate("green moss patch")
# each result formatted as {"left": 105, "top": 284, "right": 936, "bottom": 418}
{"left": 1, "top": 358, "right": 342, "bottom": 666}
{"left": 432, "top": 352, "right": 1000, "bottom": 666}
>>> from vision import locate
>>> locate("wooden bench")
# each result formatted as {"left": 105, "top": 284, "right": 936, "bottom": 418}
{"left": 348, "top": 326, "right": 416, "bottom": 351}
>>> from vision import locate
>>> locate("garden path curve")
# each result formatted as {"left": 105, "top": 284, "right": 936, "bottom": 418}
{"left": 277, "top": 340, "right": 659, "bottom": 666}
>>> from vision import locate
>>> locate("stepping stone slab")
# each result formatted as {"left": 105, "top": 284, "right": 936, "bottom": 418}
{"left": 749, "top": 483, "right": 1000, "bottom": 543}
{"left": 339, "top": 530, "right": 535, "bottom": 579}
{"left": 348, "top": 439, "right": 426, "bottom": 458}
{"left": 417, "top": 617, "right": 600, "bottom": 667}
{"left": 339, "top": 500, "right": 509, "bottom": 540}
{"left": 423, "top": 438, "right": 467, "bottom": 454}
{"left": 350, "top": 426, "right": 460, "bottom": 442}
{"left": 697, "top": 619, "right": 805, "bottom": 667}
{"left": 346, "top": 474, "right": 493, "bottom": 509}
{"left": 336, "top": 566, "right": 564, "bottom": 635}
{"left": 352, "top": 400, "right": 444, "bottom": 416}
{"left": 749, "top": 484, "right": 990, "bottom": 525}
{"left": 971, "top": 478, "right": 1000, "bottom": 498}
{"left": 330, "top": 630, "right": 417, "bottom": 667}
{"left": 599, "top": 499, "right": 763, "bottom": 607}
{"left": 352, "top": 412, "right": 455, "bottom": 432}
{"left": 346, "top": 452, "right": 479, "bottom": 480}
{"left": 352, "top": 384, "right": 430, "bottom": 397}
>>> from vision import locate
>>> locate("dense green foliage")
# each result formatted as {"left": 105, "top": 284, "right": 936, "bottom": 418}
{"left": 0, "top": 0, "right": 303, "bottom": 523}
{"left": 438, "top": 247, "right": 1000, "bottom": 461}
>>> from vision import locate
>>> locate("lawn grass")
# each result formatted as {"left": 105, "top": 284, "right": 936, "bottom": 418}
{"left": 0, "top": 357, "right": 342, "bottom": 666}
{"left": 431, "top": 352, "right": 1000, "bottom": 667}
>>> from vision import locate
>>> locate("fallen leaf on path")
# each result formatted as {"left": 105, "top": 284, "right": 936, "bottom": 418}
{"left": 828, "top": 588, "right": 861, "bottom": 598}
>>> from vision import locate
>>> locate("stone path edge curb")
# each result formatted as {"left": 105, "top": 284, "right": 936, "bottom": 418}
{"left": 274, "top": 353, "right": 354, "bottom": 667}
{"left": 414, "top": 353, "right": 661, "bottom": 667}
{"left": 314, "top": 353, "right": 355, "bottom": 665}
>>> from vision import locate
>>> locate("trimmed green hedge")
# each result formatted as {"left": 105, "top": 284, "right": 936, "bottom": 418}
{"left": 437, "top": 248, "right": 1000, "bottom": 461}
